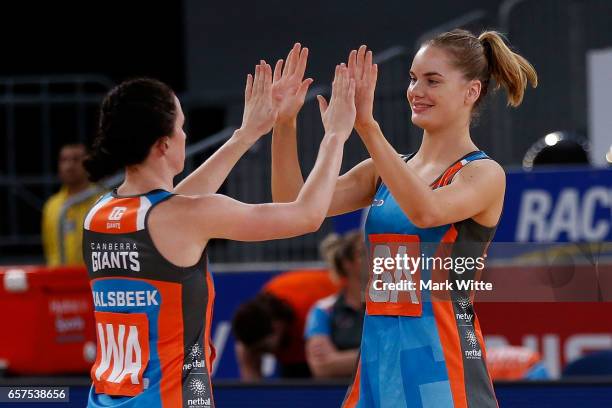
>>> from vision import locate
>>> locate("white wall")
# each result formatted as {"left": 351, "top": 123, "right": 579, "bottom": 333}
{"left": 587, "top": 48, "right": 612, "bottom": 166}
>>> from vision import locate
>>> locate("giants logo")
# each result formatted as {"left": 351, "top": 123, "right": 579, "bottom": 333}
{"left": 92, "top": 311, "right": 150, "bottom": 396}
{"left": 367, "top": 234, "right": 422, "bottom": 317}
{"left": 107, "top": 207, "right": 127, "bottom": 229}
{"left": 108, "top": 207, "right": 127, "bottom": 221}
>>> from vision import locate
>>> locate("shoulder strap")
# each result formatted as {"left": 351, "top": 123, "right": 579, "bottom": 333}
{"left": 83, "top": 192, "right": 114, "bottom": 230}
{"left": 373, "top": 151, "right": 489, "bottom": 191}
{"left": 144, "top": 189, "right": 174, "bottom": 206}
{"left": 432, "top": 151, "right": 490, "bottom": 189}
{"left": 84, "top": 189, "right": 174, "bottom": 233}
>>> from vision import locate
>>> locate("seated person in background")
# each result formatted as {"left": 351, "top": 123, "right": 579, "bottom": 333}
{"left": 486, "top": 345, "right": 549, "bottom": 380}
{"left": 232, "top": 269, "right": 338, "bottom": 379}
{"left": 304, "top": 231, "right": 365, "bottom": 378}
{"left": 42, "top": 143, "right": 100, "bottom": 266}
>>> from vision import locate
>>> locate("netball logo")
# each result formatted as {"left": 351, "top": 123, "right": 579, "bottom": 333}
{"left": 457, "top": 296, "right": 471, "bottom": 310}
{"left": 465, "top": 329, "right": 479, "bottom": 348}
{"left": 189, "top": 378, "right": 208, "bottom": 397}
{"left": 189, "top": 344, "right": 203, "bottom": 360}
{"left": 183, "top": 343, "right": 206, "bottom": 372}
{"left": 464, "top": 329, "right": 482, "bottom": 360}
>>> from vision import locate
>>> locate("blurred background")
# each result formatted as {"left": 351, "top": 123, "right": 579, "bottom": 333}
{"left": 0, "top": 0, "right": 611, "bottom": 407}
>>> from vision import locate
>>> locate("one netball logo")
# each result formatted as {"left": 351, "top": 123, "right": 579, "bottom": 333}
{"left": 189, "top": 378, "right": 208, "bottom": 397}
{"left": 464, "top": 328, "right": 482, "bottom": 359}
{"left": 457, "top": 296, "right": 472, "bottom": 310}
{"left": 108, "top": 206, "right": 127, "bottom": 221}
{"left": 465, "top": 329, "right": 479, "bottom": 348}
{"left": 189, "top": 344, "right": 203, "bottom": 360}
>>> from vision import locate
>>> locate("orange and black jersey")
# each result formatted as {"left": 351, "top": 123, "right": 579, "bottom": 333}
{"left": 83, "top": 189, "right": 215, "bottom": 408}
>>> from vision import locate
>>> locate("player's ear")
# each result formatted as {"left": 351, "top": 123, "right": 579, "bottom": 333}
{"left": 155, "top": 137, "right": 170, "bottom": 155}
{"left": 465, "top": 79, "right": 481, "bottom": 106}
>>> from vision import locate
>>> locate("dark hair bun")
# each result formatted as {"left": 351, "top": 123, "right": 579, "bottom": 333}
{"left": 85, "top": 78, "right": 176, "bottom": 181}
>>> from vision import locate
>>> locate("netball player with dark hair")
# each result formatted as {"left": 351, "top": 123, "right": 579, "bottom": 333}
{"left": 82, "top": 60, "right": 356, "bottom": 407}
{"left": 272, "top": 31, "right": 537, "bottom": 407}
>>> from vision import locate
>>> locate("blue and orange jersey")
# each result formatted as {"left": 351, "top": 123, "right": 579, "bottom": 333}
{"left": 344, "top": 151, "right": 499, "bottom": 408}
{"left": 82, "top": 189, "right": 215, "bottom": 408}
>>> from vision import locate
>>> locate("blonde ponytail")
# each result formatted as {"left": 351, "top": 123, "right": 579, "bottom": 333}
{"left": 478, "top": 31, "right": 538, "bottom": 107}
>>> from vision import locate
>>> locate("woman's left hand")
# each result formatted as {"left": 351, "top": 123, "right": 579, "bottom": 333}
{"left": 271, "top": 43, "right": 313, "bottom": 125}
{"left": 240, "top": 61, "right": 278, "bottom": 139}
{"left": 347, "top": 45, "right": 378, "bottom": 131}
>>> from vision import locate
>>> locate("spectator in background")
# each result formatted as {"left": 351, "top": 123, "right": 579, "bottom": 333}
{"left": 42, "top": 143, "right": 100, "bottom": 266}
{"left": 232, "top": 269, "right": 338, "bottom": 379}
{"left": 304, "top": 231, "right": 365, "bottom": 378}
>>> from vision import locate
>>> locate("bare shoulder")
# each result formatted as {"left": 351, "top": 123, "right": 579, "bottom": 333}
{"left": 456, "top": 159, "right": 506, "bottom": 189}
{"left": 164, "top": 193, "right": 231, "bottom": 217}
{"left": 146, "top": 194, "right": 215, "bottom": 265}
{"left": 354, "top": 157, "right": 378, "bottom": 189}
{"left": 149, "top": 194, "right": 222, "bottom": 225}
{"left": 149, "top": 194, "right": 230, "bottom": 247}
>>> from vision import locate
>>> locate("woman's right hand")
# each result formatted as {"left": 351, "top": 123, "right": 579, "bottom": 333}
{"left": 316, "top": 64, "right": 356, "bottom": 141}
{"left": 239, "top": 61, "right": 278, "bottom": 141}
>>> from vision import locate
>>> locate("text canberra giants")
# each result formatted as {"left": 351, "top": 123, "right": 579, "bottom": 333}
{"left": 90, "top": 242, "right": 140, "bottom": 272}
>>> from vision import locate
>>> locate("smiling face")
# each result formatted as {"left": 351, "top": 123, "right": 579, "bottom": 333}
{"left": 407, "top": 45, "right": 481, "bottom": 132}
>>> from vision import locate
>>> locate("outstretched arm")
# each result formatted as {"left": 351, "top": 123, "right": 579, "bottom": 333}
{"left": 175, "top": 61, "right": 278, "bottom": 196}
{"left": 270, "top": 44, "right": 378, "bottom": 215}
{"left": 173, "top": 130, "right": 258, "bottom": 196}
{"left": 270, "top": 43, "right": 312, "bottom": 202}
{"left": 193, "top": 65, "right": 358, "bottom": 242}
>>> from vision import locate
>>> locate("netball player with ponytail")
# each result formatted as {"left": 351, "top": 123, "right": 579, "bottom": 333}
{"left": 82, "top": 61, "right": 355, "bottom": 407}
{"left": 272, "top": 30, "right": 537, "bottom": 407}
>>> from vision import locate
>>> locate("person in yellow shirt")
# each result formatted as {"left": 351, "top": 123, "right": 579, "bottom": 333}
{"left": 42, "top": 143, "right": 102, "bottom": 266}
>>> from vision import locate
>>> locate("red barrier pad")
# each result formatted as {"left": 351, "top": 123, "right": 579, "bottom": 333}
{"left": 478, "top": 302, "right": 612, "bottom": 377}
{"left": 0, "top": 265, "right": 96, "bottom": 374}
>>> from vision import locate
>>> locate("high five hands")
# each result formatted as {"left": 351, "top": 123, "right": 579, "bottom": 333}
{"left": 272, "top": 43, "right": 313, "bottom": 125}
{"left": 239, "top": 43, "right": 312, "bottom": 142}
{"left": 348, "top": 45, "right": 378, "bottom": 131}
{"left": 316, "top": 64, "right": 356, "bottom": 141}
{"left": 240, "top": 61, "right": 278, "bottom": 141}
{"left": 240, "top": 44, "right": 376, "bottom": 140}
{"left": 316, "top": 45, "right": 377, "bottom": 139}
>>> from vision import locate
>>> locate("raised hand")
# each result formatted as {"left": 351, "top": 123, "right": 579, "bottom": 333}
{"left": 240, "top": 61, "right": 278, "bottom": 139}
{"left": 271, "top": 43, "right": 313, "bottom": 124}
{"left": 347, "top": 45, "right": 378, "bottom": 130}
{"left": 316, "top": 64, "right": 356, "bottom": 141}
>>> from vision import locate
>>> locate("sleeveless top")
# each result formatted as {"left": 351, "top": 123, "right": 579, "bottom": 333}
{"left": 343, "top": 151, "right": 499, "bottom": 408}
{"left": 83, "top": 189, "right": 215, "bottom": 408}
